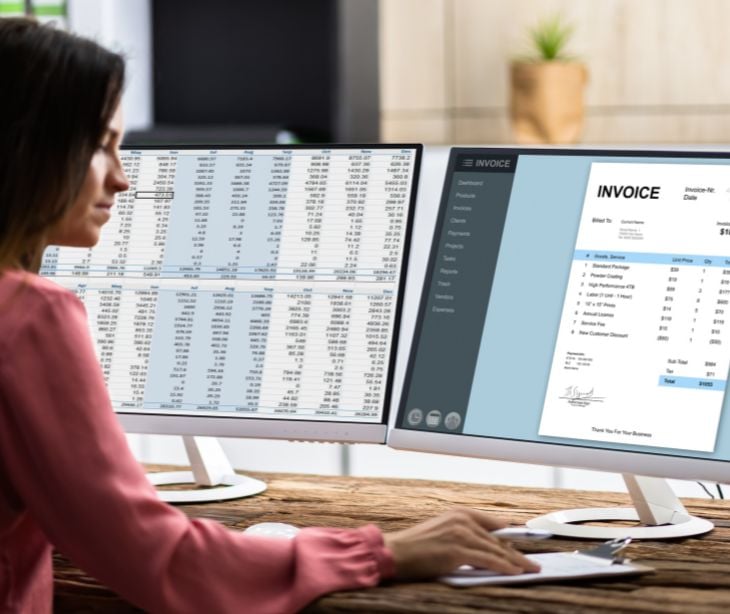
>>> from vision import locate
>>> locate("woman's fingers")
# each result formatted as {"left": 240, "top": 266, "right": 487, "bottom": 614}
{"left": 455, "top": 547, "right": 526, "bottom": 575}
{"left": 384, "top": 507, "right": 541, "bottom": 580}
{"left": 486, "top": 542, "right": 541, "bottom": 573}
{"left": 453, "top": 520, "right": 541, "bottom": 573}
{"left": 454, "top": 510, "right": 541, "bottom": 570}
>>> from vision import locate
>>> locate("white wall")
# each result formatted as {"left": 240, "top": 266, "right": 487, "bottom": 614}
{"left": 68, "top": 0, "right": 152, "bottom": 131}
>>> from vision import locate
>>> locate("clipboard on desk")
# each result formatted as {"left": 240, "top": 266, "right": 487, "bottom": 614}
{"left": 440, "top": 537, "right": 654, "bottom": 587}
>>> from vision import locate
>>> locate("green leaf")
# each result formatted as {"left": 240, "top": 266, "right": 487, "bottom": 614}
{"left": 529, "top": 14, "right": 575, "bottom": 61}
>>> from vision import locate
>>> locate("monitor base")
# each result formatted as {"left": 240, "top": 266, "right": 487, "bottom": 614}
{"left": 527, "top": 507, "right": 713, "bottom": 539}
{"left": 148, "top": 470, "right": 267, "bottom": 503}
{"left": 146, "top": 436, "right": 267, "bottom": 503}
{"left": 527, "top": 474, "right": 714, "bottom": 540}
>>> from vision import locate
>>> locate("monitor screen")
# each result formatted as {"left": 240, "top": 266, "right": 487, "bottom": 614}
{"left": 390, "top": 147, "right": 730, "bottom": 482}
{"left": 41, "top": 144, "right": 420, "bottom": 443}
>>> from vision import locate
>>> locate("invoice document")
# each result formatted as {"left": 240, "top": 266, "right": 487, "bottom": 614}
{"left": 539, "top": 162, "right": 730, "bottom": 452}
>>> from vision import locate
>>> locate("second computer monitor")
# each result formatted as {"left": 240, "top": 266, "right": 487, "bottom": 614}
{"left": 391, "top": 147, "right": 730, "bottom": 490}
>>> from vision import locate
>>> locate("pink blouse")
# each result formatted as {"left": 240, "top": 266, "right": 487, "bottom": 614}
{"left": 0, "top": 270, "right": 394, "bottom": 613}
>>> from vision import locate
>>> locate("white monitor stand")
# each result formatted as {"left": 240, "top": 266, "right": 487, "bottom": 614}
{"left": 146, "top": 436, "right": 267, "bottom": 503}
{"left": 527, "top": 474, "right": 714, "bottom": 539}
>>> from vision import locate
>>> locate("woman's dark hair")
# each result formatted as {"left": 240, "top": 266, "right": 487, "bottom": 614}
{"left": 0, "top": 18, "right": 125, "bottom": 270}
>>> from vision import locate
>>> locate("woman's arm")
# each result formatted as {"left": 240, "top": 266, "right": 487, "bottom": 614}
{"left": 0, "top": 285, "right": 392, "bottom": 613}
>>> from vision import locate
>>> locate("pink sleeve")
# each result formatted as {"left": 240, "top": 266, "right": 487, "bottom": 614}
{"left": 0, "top": 288, "right": 395, "bottom": 613}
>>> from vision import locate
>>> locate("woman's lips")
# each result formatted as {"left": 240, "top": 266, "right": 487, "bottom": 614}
{"left": 94, "top": 203, "right": 113, "bottom": 221}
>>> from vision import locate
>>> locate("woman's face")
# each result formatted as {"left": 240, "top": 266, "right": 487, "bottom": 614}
{"left": 48, "top": 104, "right": 129, "bottom": 248}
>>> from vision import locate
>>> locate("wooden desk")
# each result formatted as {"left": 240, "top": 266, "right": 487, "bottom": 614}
{"left": 54, "top": 472, "right": 730, "bottom": 613}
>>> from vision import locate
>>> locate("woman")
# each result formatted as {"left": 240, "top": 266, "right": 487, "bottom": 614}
{"left": 0, "top": 18, "right": 538, "bottom": 613}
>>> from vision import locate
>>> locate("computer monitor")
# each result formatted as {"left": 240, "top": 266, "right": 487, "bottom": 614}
{"left": 41, "top": 144, "right": 421, "bottom": 501}
{"left": 389, "top": 147, "right": 730, "bottom": 539}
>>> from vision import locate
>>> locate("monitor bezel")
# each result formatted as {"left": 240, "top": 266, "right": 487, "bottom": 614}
{"left": 389, "top": 146, "right": 730, "bottom": 479}
{"left": 111, "top": 143, "right": 423, "bottom": 444}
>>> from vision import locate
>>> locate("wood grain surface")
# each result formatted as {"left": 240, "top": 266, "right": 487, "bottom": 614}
{"left": 53, "top": 471, "right": 730, "bottom": 613}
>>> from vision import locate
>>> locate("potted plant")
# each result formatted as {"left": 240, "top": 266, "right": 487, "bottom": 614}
{"left": 510, "top": 15, "right": 588, "bottom": 144}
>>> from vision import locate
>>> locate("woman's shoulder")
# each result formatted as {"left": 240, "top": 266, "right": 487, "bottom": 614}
{"left": 0, "top": 269, "right": 77, "bottom": 304}
{"left": 0, "top": 270, "right": 82, "bottom": 331}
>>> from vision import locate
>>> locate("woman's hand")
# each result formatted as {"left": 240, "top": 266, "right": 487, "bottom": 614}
{"left": 383, "top": 507, "right": 541, "bottom": 580}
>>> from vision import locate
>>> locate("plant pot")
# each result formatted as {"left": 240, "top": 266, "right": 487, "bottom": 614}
{"left": 509, "top": 61, "right": 588, "bottom": 144}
